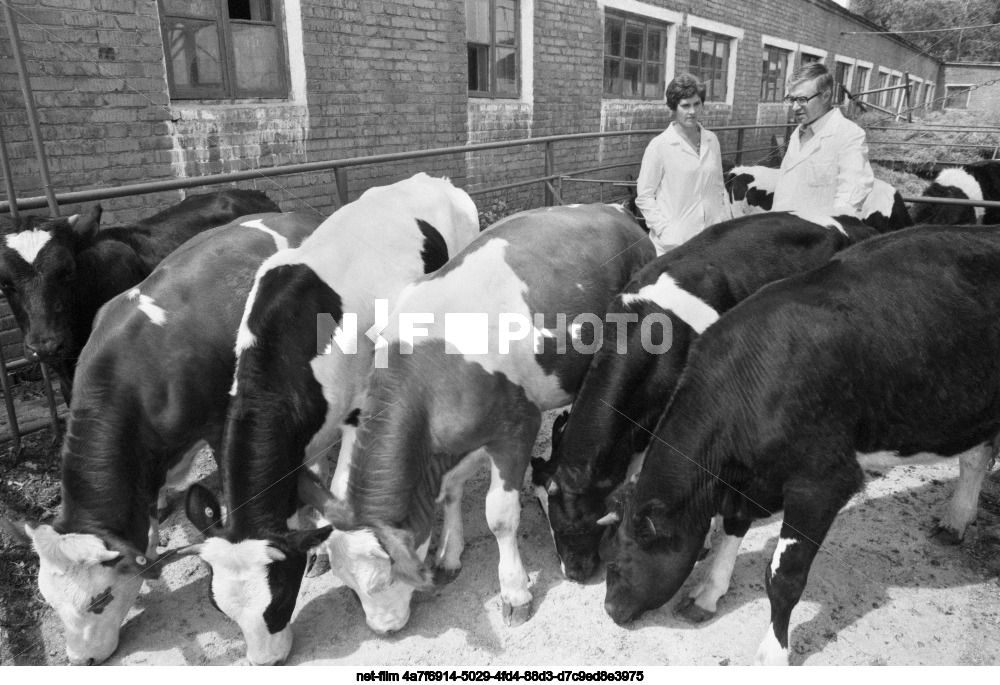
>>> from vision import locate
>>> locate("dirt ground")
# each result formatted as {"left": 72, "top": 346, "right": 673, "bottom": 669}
{"left": 4, "top": 408, "right": 1000, "bottom": 668}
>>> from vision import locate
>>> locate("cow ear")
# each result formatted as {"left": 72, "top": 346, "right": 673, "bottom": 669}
{"left": 67, "top": 204, "right": 103, "bottom": 244}
{"left": 373, "top": 525, "right": 432, "bottom": 589}
{"left": 286, "top": 525, "right": 333, "bottom": 553}
{"left": 185, "top": 484, "right": 224, "bottom": 537}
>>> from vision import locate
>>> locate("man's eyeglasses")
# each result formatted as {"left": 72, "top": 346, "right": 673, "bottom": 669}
{"left": 783, "top": 92, "right": 822, "bottom": 106}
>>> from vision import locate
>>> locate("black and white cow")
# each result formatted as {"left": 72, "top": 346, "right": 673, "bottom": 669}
{"left": 599, "top": 225, "right": 1000, "bottom": 665}
{"left": 0, "top": 188, "right": 279, "bottom": 399}
{"left": 179, "top": 173, "right": 479, "bottom": 666}
{"left": 300, "top": 203, "right": 655, "bottom": 635}
{"left": 911, "top": 161, "right": 1000, "bottom": 225}
{"left": 1, "top": 212, "right": 320, "bottom": 665}
{"left": 532, "top": 212, "right": 878, "bottom": 583}
{"left": 724, "top": 165, "right": 913, "bottom": 232}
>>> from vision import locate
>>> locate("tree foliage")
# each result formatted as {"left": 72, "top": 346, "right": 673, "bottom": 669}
{"left": 851, "top": 0, "right": 1000, "bottom": 62}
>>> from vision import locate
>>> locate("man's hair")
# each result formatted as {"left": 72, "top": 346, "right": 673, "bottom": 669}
{"left": 665, "top": 73, "right": 707, "bottom": 110}
{"left": 788, "top": 62, "right": 833, "bottom": 94}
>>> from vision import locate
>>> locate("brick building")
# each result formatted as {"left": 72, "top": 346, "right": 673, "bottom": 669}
{"left": 941, "top": 62, "right": 1000, "bottom": 114}
{"left": 0, "top": 0, "right": 942, "bottom": 360}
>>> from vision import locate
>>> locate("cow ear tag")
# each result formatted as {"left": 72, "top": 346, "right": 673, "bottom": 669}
{"left": 136, "top": 555, "right": 147, "bottom": 566}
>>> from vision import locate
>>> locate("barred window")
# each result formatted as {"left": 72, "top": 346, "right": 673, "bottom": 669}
{"left": 602, "top": 11, "right": 669, "bottom": 100}
{"left": 158, "top": 0, "right": 288, "bottom": 100}
{"left": 689, "top": 29, "right": 730, "bottom": 102}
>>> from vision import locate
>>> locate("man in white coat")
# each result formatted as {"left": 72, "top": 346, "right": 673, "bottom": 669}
{"left": 772, "top": 63, "right": 874, "bottom": 217}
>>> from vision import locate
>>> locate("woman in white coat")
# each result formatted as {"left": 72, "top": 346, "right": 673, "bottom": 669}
{"left": 635, "top": 73, "right": 730, "bottom": 256}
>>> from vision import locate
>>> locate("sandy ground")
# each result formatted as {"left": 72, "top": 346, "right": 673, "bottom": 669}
{"left": 23, "top": 409, "right": 1000, "bottom": 667}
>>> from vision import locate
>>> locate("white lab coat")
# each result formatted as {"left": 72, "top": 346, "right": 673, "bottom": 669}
{"left": 772, "top": 108, "right": 875, "bottom": 217}
{"left": 635, "top": 123, "right": 729, "bottom": 255}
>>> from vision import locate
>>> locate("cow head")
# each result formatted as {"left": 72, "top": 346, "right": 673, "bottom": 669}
{"left": 296, "top": 469, "right": 430, "bottom": 634}
{"left": 598, "top": 483, "right": 707, "bottom": 625}
{"left": 537, "top": 474, "right": 612, "bottom": 583}
{"left": 0, "top": 206, "right": 102, "bottom": 362}
{"left": 321, "top": 527, "right": 420, "bottom": 633}
{"left": 3, "top": 519, "right": 159, "bottom": 665}
{"left": 911, "top": 183, "right": 977, "bottom": 225}
{"left": 181, "top": 484, "right": 332, "bottom": 666}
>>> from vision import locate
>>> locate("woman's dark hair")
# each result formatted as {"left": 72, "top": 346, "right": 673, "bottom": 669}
{"left": 665, "top": 73, "right": 707, "bottom": 110}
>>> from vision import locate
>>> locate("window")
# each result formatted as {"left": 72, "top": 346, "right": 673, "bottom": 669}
{"left": 467, "top": 0, "right": 519, "bottom": 98}
{"left": 689, "top": 29, "right": 730, "bottom": 102}
{"left": 888, "top": 74, "right": 902, "bottom": 109}
{"left": 760, "top": 46, "right": 789, "bottom": 102}
{"left": 158, "top": 0, "right": 288, "bottom": 100}
{"left": 800, "top": 52, "right": 822, "bottom": 66}
{"left": 925, "top": 84, "right": 935, "bottom": 107}
{"left": 945, "top": 85, "right": 972, "bottom": 109}
{"left": 603, "top": 11, "right": 668, "bottom": 99}
{"left": 874, "top": 71, "right": 890, "bottom": 107}
{"left": 833, "top": 61, "right": 851, "bottom": 104}
{"left": 852, "top": 65, "right": 870, "bottom": 102}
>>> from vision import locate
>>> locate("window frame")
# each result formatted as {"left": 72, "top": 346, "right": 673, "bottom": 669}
{"left": 689, "top": 28, "right": 732, "bottom": 103}
{"left": 760, "top": 44, "right": 790, "bottom": 102}
{"left": 852, "top": 60, "right": 872, "bottom": 103}
{"left": 875, "top": 68, "right": 891, "bottom": 108}
{"left": 602, "top": 9, "right": 670, "bottom": 100}
{"left": 944, "top": 84, "right": 973, "bottom": 110}
{"left": 467, "top": 0, "right": 521, "bottom": 99}
{"left": 157, "top": 0, "right": 289, "bottom": 101}
{"left": 833, "top": 57, "right": 855, "bottom": 105}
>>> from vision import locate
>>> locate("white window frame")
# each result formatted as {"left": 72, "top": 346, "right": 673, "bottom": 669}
{"left": 925, "top": 83, "right": 936, "bottom": 107}
{"left": 833, "top": 55, "right": 855, "bottom": 105}
{"left": 853, "top": 59, "right": 873, "bottom": 102}
{"left": 760, "top": 39, "right": 793, "bottom": 102}
{"left": 798, "top": 44, "right": 827, "bottom": 65}
{"left": 688, "top": 15, "right": 742, "bottom": 107}
{"left": 910, "top": 75, "right": 923, "bottom": 109}
{"left": 944, "top": 83, "right": 974, "bottom": 109}
{"left": 875, "top": 67, "right": 892, "bottom": 108}
{"left": 598, "top": 0, "right": 681, "bottom": 102}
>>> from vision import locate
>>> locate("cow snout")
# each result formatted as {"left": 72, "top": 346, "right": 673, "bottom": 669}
{"left": 23, "top": 335, "right": 64, "bottom": 361}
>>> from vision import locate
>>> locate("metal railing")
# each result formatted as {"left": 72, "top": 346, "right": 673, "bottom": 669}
{"left": 0, "top": 120, "right": 997, "bottom": 456}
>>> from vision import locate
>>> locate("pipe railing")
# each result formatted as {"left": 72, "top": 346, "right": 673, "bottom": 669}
{"left": 0, "top": 119, "right": 997, "bottom": 449}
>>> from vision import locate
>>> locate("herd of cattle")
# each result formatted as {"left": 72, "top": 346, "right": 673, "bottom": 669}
{"left": 0, "top": 159, "right": 999, "bottom": 666}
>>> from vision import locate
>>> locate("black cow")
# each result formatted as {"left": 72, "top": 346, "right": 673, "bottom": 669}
{"left": 600, "top": 225, "right": 1000, "bottom": 665}
{"left": 3, "top": 212, "right": 320, "bottom": 666}
{"left": 0, "top": 188, "right": 279, "bottom": 399}
{"left": 531, "top": 212, "right": 878, "bottom": 583}
{"left": 911, "top": 161, "right": 1000, "bottom": 225}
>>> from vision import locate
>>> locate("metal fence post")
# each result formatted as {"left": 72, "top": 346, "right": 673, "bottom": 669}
{"left": 735, "top": 126, "right": 746, "bottom": 166}
{"left": 544, "top": 141, "right": 555, "bottom": 206}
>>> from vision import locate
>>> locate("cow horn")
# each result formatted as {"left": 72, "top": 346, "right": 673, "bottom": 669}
{"left": 596, "top": 512, "right": 620, "bottom": 526}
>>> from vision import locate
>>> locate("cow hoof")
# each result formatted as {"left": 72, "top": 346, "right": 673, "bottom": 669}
{"left": 929, "top": 523, "right": 964, "bottom": 546}
{"left": 433, "top": 566, "right": 461, "bottom": 585}
{"left": 674, "top": 597, "right": 716, "bottom": 624}
{"left": 502, "top": 601, "right": 532, "bottom": 627}
{"left": 305, "top": 551, "right": 331, "bottom": 578}
{"left": 156, "top": 502, "right": 175, "bottom": 523}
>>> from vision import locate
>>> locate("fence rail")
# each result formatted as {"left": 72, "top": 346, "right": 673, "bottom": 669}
{"left": 0, "top": 120, "right": 997, "bottom": 455}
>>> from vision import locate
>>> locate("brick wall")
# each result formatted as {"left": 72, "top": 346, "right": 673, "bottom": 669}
{"left": 942, "top": 63, "right": 1000, "bottom": 114}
